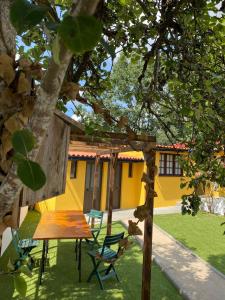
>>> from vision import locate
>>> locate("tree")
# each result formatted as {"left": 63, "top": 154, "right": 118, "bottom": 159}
{"left": 1, "top": 1, "right": 225, "bottom": 299}
{"left": 74, "top": 52, "right": 177, "bottom": 143}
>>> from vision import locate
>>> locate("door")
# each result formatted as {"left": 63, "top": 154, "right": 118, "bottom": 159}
{"left": 106, "top": 162, "right": 122, "bottom": 210}
{"left": 83, "top": 161, "right": 102, "bottom": 213}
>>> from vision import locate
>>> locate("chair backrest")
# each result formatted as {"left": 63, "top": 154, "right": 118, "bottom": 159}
{"left": 101, "top": 232, "right": 124, "bottom": 256}
{"left": 11, "top": 228, "right": 22, "bottom": 256}
{"left": 87, "top": 209, "right": 104, "bottom": 228}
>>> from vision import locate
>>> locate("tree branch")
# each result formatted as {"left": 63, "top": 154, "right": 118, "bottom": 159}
{"left": 0, "top": 0, "right": 100, "bottom": 224}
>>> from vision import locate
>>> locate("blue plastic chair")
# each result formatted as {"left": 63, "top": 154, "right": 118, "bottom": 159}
{"left": 87, "top": 232, "right": 124, "bottom": 289}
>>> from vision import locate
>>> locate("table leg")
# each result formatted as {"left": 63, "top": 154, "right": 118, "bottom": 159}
{"left": 78, "top": 238, "right": 82, "bottom": 282}
{"left": 45, "top": 240, "right": 49, "bottom": 255}
{"left": 39, "top": 240, "right": 47, "bottom": 285}
{"left": 75, "top": 239, "right": 78, "bottom": 261}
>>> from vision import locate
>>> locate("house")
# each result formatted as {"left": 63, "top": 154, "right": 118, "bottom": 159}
{"left": 0, "top": 112, "right": 156, "bottom": 255}
{"left": 36, "top": 143, "right": 191, "bottom": 213}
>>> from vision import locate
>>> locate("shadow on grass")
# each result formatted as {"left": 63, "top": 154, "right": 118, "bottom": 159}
{"left": 0, "top": 210, "right": 41, "bottom": 300}
{"left": 1, "top": 215, "right": 183, "bottom": 300}
{"left": 207, "top": 253, "right": 225, "bottom": 275}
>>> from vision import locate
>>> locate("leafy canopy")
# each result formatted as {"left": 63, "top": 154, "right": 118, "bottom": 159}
{"left": 7, "top": 0, "right": 225, "bottom": 214}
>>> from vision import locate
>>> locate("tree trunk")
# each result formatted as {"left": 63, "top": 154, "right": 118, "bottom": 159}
{"left": 0, "top": 0, "right": 16, "bottom": 56}
{"left": 141, "top": 149, "right": 156, "bottom": 300}
{"left": 107, "top": 153, "right": 118, "bottom": 235}
{"left": 0, "top": 0, "right": 100, "bottom": 226}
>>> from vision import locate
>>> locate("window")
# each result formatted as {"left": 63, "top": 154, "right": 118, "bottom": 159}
{"left": 128, "top": 162, "right": 133, "bottom": 178}
{"left": 70, "top": 160, "right": 77, "bottom": 178}
{"left": 159, "top": 153, "right": 182, "bottom": 176}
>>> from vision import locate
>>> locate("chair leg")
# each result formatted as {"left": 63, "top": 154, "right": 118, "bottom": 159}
{"left": 112, "top": 264, "right": 120, "bottom": 282}
{"left": 87, "top": 256, "right": 99, "bottom": 282}
{"left": 105, "top": 264, "right": 113, "bottom": 275}
{"left": 87, "top": 257, "right": 104, "bottom": 289}
{"left": 96, "top": 271, "right": 104, "bottom": 290}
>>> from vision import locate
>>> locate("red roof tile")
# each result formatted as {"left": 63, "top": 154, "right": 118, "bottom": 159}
{"left": 69, "top": 143, "right": 188, "bottom": 161}
{"left": 156, "top": 143, "right": 188, "bottom": 150}
{"left": 69, "top": 151, "right": 144, "bottom": 161}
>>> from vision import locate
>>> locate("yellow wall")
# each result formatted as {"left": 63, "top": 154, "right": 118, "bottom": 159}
{"left": 154, "top": 152, "right": 191, "bottom": 207}
{"left": 100, "top": 162, "right": 108, "bottom": 211}
{"left": 36, "top": 160, "right": 86, "bottom": 213}
{"left": 120, "top": 162, "right": 143, "bottom": 209}
{"left": 36, "top": 151, "right": 192, "bottom": 213}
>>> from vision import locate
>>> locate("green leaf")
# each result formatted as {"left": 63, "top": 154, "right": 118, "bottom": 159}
{"left": 12, "top": 129, "right": 35, "bottom": 156}
{"left": 7, "top": 259, "right": 15, "bottom": 272}
{"left": 58, "top": 15, "right": 102, "bottom": 54}
{"left": 13, "top": 275, "right": 27, "bottom": 298}
{"left": 19, "top": 265, "right": 32, "bottom": 278}
{"left": 119, "top": 0, "right": 131, "bottom": 5}
{"left": 10, "top": 0, "right": 48, "bottom": 34}
{"left": 17, "top": 160, "right": 46, "bottom": 191}
{"left": 101, "top": 38, "right": 115, "bottom": 60}
{"left": 13, "top": 153, "right": 26, "bottom": 164}
{"left": 180, "top": 182, "right": 187, "bottom": 189}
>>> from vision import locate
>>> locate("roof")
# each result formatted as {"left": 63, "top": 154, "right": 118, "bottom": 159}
{"left": 69, "top": 151, "right": 144, "bottom": 162}
{"left": 68, "top": 143, "right": 188, "bottom": 161}
{"left": 155, "top": 143, "right": 188, "bottom": 151}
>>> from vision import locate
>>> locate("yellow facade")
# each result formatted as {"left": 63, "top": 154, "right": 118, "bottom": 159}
{"left": 36, "top": 150, "right": 192, "bottom": 213}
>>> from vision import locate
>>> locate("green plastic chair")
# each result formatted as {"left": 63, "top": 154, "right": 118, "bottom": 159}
{"left": 87, "top": 232, "right": 124, "bottom": 289}
{"left": 11, "top": 228, "right": 38, "bottom": 266}
{"left": 86, "top": 209, "right": 104, "bottom": 246}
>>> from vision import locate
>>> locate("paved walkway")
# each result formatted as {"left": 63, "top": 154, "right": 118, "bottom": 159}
{"left": 102, "top": 205, "right": 182, "bottom": 222}
{"left": 120, "top": 217, "right": 225, "bottom": 300}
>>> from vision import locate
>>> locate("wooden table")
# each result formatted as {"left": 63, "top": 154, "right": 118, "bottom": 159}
{"left": 33, "top": 210, "right": 92, "bottom": 284}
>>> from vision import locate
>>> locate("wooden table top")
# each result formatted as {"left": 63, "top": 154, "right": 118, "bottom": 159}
{"left": 33, "top": 210, "right": 92, "bottom": 240}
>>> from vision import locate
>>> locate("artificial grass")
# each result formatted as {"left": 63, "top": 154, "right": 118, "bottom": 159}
{"left": 0, "top": 210, "right": 183, "bottom": 300}
{"left": 154, "top": 212, "right": 225, "bottom": 275}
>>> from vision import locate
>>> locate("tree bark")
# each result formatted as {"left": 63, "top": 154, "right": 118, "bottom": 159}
{"left": 0, "top": 0, "right": 100, "bottom": 225}
{"left": 0, "top": 0, "right": 16, "bottom": 56}
{"left": 106, "top": 153, "right": 118, "bottom": 235}
{"left": 141, "top": 149, "right": 156, "bottom": 300}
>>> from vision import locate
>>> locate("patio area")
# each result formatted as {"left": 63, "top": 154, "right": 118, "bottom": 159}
{"left": 0, "top": 211, "right": 182, "bottom": 300}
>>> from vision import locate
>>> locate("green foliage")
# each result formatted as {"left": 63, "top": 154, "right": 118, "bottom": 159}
{"left": 58, "top": 15, "right": 102, "bottom": 54}
{"left": 17, "top": 159, "right": 46, "bottom": 191}
{"left": 19, "top": 265, "right": 32, "bottom": 278}
{"left": 119, "top": 0, "right": 131, "bottom": 5}
{"left": 10, "top": 0, "right": 48, "bottom": 34}
{"left": 0, "top": 256, "right": 34, "bottom": 298}
{"left": 181, "top": 194, "right": 202, "bottom": 216}
{"left": 13, "top": 275, "right": 27, "bottom": 298}
{"left": 9, "top": 0, "right": 225, "bottom": 215}
{"left": 11, "top": 129, "right": 35, "bottom": 156}
{"left": 11, "top": 130, "right": 46, "bottom": 191}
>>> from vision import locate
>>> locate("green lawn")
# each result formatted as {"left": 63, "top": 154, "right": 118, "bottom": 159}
{"left": 154, "top": 212, "right": 225, "bottom": 274}
{"left": 0, "top": 211, "right": 183, "bottom": 300}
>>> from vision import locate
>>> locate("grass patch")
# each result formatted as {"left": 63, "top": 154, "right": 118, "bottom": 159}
{"left": 154, "top": 212, "right": 225, "bottom": 274}
{"left": 0, "top": 210, "right": 183, "bottom": 300}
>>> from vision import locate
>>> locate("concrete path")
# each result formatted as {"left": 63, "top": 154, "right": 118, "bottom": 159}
{"left": 121, "top": 219, "right": 225, "bottom": 300}
{"left": 102, "top": 205, "right": 182, "bottom": 222}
